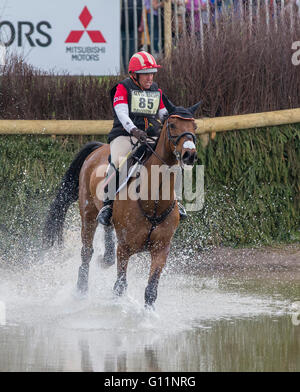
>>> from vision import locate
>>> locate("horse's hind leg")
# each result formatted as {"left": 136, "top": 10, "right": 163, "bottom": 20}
{"left": 102, "top": 226, "right": 115, "bottom": 267}
{"left": 145, "top": 246, "right": 170, "bottom": 308}
{"left": 77, "top": 213, "right": 97, "bottom": 294}
{"left": 113, "top": 245, "right": 130, "bottom": 296}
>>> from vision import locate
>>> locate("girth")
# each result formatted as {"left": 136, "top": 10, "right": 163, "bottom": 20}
{"left": 138, "top": 198, "right": 176, "bottom": 250}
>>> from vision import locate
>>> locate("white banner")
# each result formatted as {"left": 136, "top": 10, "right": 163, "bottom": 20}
{"left": 0, "top": 0, "right": 120, "bottom": 75}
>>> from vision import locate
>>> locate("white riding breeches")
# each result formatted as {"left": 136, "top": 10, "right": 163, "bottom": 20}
{"left": 110, "top": 135, "right": 138, "bottom": 169}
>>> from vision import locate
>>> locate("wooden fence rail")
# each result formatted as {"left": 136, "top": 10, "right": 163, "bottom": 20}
{"left": 0, "top": 108, "right": 300, "bottom": 135}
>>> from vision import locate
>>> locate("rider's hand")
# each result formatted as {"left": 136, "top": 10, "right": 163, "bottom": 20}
{"left": 131, "top": 128, "right": 147, "bottom": 143}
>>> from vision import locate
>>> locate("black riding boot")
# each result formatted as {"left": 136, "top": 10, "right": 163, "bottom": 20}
{"left": 97, "top": 162, "right": 118, "bottom": 226}
{"left": 97, "top": 199, "right": 114, "bottom": 226}
{"left": 178, "top": 202, "right": 188, "bottom": 221}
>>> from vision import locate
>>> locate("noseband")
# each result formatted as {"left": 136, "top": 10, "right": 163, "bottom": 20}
{"left": 142, "top": 116, "right": 196, "bottom": 166}
{"left": 166, "top": 118, "right": 196, "bottom": 161}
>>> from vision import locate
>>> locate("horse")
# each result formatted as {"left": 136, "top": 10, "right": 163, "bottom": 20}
{"left": 43, "top": 97, "right": 201, "bottom": 308}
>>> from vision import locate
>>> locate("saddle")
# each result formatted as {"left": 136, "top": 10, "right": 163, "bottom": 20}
{"left": 113, "top": 139, "right": 157, "bottom": 196}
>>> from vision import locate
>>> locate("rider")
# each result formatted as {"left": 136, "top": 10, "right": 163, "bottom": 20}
{"left": 97, "top": 50, "right": 187, "bottom": 226}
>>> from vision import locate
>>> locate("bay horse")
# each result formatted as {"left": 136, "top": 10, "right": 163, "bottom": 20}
{"left": 43, "top": 97, "right": 201, "bottom": 308}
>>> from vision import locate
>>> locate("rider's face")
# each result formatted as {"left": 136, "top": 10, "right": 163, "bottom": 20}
{"left": 137, "top": 72, "right": 154, "bottom": 90}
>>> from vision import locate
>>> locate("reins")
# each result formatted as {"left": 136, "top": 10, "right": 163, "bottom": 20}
{"left": 143, "top": 117, "right": 196, "bottom": 165}
{"left": 137, "top": 116, "right": 195, "bottom": 249}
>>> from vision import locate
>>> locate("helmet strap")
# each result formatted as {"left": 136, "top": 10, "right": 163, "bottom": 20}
{"left": 130, "top": 73, "right": 144, "bottom": 90}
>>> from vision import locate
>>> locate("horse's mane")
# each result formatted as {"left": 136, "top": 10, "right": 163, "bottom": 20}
{"left": 167, "top": 106, "right": 195, "bottom": 120}
{"left": 162, "top": 94, "right": 202, "bottom": 121}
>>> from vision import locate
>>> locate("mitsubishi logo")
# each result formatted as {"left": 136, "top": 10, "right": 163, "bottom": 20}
{"left": 65, "top": 6, "right": 106, "bottom": 43}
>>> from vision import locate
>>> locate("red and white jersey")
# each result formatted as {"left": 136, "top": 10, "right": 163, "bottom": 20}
{"left": 113, "top": 83, "right": 165, "bottom": 109}
{"left": 113, "top": 83, "right": 168, "bottom": 133}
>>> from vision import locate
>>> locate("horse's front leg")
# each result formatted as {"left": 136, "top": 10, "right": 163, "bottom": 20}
{"left": 145, "top": 245, "right": 170, "bottom": 308}
{"left": 113, "top": 245, "right": 130, "bottom": 296}
{"left": 77, "top": 212, "right": 97, "bottom": 294}
{"left": 102, "top": 225, "right": 115, "bottom": 267}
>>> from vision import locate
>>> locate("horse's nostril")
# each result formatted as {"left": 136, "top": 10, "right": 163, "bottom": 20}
{"left": 182, "top": 151, "right": 190, "bottom": 163}
{"left": 182, "top": 150, "right": 197, "bottom": 165}
{"left": 191, "top": 152, "right": 197, "bottom": 163}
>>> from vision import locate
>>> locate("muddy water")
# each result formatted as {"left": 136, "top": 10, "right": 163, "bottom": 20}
{"left": 0, "top": 229, "right": 299, "bottom": 372}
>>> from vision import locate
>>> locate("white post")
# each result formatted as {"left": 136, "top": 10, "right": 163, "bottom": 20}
{"left": 133, "top": 0, "right": 138, "bottom": 53}
{"left": 182, "top": 0, "right": 187, "bottom": 38}
{"left": 239, "top": 0, "right": 244, "bottom": 29}
{"left": 257, "top": 0, "right": 261, "bottom": 25}
{"left": 150, "top": 0, "right": 154, "bottom": 54}
{"left": 198, "top": 0, "right": 204, "bottom": 54}
{"left": 265, "top": 0, "right": 270, "bottom": 33}
{"left": 215, "top": 0, "right": 219, "bottom": 36}
{"left": 206, "top": 0, "right": 211, "bottom": 33}
{"left": 274, "top": 0, "right": 278, "bottom": 31}
{"left": 142, "top": 1, "right": 148, "bottom": 50}
{"left": 281, "top": 0, "right": 285, "bottom": 14}
{"left": 158, "top": 1, "right": 162, "bottom": 54}
{"left": 124, "top": 0, "right": 130, "bottom": 66}
{"left": 191, "top": 0, "right": 195, "bottom": 36}
{"left": 249, "top": 0, "right": 253, "bottom": 35}
{"left": 174, "top": 0, "right": 179, "bottom": 43}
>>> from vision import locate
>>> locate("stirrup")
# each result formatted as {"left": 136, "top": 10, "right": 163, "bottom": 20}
{"left": 97, "top": 204, "right": 113, "bottom": 226}
{"left": 178, "top": 202, "right": 188, "bottom": 221}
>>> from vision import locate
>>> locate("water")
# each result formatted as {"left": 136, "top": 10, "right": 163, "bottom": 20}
{"left": 0, "top": 228, "right": 299, "bottom": 372}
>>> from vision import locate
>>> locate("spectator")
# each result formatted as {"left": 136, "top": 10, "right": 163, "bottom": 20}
{"left": 185, "top": 0, "right": 209, "bottom": 39}
{"left": 285, "top": 0, "right": 300, "bottom": 16}
{"left": 121, "top": 0, "right": 143, "bottom": 72}
{"left": 145, "top": 0, "right": 161, "bottom": 55}
{"left": 172, "top": 0, "right": 187, "bottom": 39}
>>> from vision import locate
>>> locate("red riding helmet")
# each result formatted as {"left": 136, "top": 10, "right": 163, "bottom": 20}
{"left": 128, "top": 51, "right": 162, "bottom": 74}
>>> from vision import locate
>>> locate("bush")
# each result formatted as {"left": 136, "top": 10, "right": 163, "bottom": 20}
{"left": 0, "top": 10, "right": 299, "bottom": 262}
{"left": 0, "top": 124, "right": 298, "bottom": 262}
{"left": 157, "top": 9, "right": 300, "bottom": 117}
{"left": 1, "top": 11, "right": 300, "bottom": 119}
{"left": 175, "top": 124, "right": 300, "bottom": 250}
{"left": 0, "top": 56, "right": 120, "bottom": 120}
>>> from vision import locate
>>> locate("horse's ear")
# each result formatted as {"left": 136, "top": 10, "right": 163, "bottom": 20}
{"left": 188, "top": 101, "right": 203, "bottom": 115}
{"left": 162, "top": 94, "right": 176, "bottom": 114}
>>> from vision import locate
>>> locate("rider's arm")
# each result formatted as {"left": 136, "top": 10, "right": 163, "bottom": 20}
{"left": 113, "top": 84, "right": 136, "bottom": 133}
{"left": 158, "top": 89, "right": 168, "bottom": 121}
{"left": 158, "top": 107, "right": 168, "bottom": 121}
{"left": 114, "top": 84, "right": 168, "bottom": 130}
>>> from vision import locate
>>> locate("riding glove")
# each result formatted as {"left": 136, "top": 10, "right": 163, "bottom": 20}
{"left": 131, "top": 128, "right": 147, "bottom": 143}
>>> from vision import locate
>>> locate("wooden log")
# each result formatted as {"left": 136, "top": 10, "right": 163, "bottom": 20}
{"left": 195, "top": 108, "right": 300, "bottom": 134}
{"left": 0, "top": 108, "right": 300, "bottom": 135}
{"left": 0, "top": 120, "right": 112, "bottom": 135}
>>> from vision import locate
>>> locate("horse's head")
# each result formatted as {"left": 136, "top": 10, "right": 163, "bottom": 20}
{"left": 162, "top": 95, "right": 202, "bottom": 168}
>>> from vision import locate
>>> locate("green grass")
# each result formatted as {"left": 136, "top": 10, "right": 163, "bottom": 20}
{"left": 0, "top": 124, "right": 299, "bottom": 263}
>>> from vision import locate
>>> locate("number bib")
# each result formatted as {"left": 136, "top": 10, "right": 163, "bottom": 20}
{"left": 130, "top": 90, "right": 160, "bottom": 116}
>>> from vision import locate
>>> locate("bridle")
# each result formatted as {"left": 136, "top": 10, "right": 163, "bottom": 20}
{"left": 166, "top": 117, "right": 196, "bottom": 161}
{"left": 143, "top": 116, "right": 196, "bottom": 166}
{"left": 137, "top": 115, "right": 196, "bottom": 245}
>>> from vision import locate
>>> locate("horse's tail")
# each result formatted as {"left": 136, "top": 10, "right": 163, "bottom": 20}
{"left": 42, "top": 141, "right": 103, "bottom": 248}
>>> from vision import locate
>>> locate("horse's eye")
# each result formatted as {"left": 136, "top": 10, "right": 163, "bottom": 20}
{"left": 169, "top": 123, "right": 176, "bottom": 129}
{"left": 194, "top": 124, "right": 197, "bottom": 130}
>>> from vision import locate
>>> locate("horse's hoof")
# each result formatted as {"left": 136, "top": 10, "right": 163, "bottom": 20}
{"left": 77, "top": 265, "right": 89, "bottom": 293}
{"left": 101, "top": 255, "right": 115, "bottom": 269}
{"left": 144, "top": 302, "right": 155, "bottom": 311}
{"left": 113, "top": 279, "right": 128, "bottom": 297}
{"left": 76, "top": 280, "right": 88, "bottom": 293}
{"left": 73, "top": 286, "right": 88, "bottom": 300}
